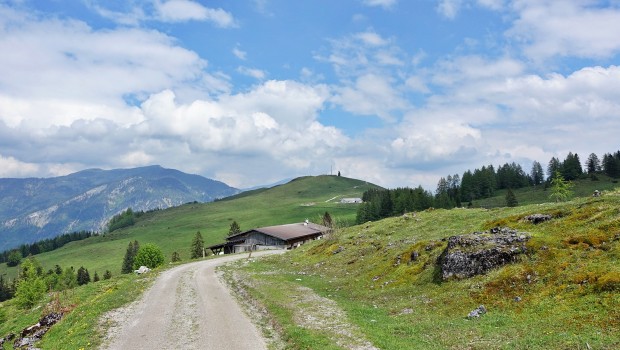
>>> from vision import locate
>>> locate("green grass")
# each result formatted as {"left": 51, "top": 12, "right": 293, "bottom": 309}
{"left": 0, "top": 271, "right": 156, "bottom": 349}
{"left": 231, "top": 187, "right": 620, "bottom": 349}
{"left": 0, "top": 175, "right": 376, "bottom": 281}
{"left": 473, "top": 174, "right": 619, "bottom": 208}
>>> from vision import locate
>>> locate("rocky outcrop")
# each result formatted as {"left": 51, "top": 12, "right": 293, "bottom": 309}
{"left": 521, "top": 214, "right": 552, "bottom": 224}
{"left": 439, "top": 227, "right": 530, "bottom": 280}
{"left": 0, "top": 312, "right": 63, "bottom": 350}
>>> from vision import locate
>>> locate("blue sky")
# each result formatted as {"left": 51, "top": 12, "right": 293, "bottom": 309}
{"left": 1, "top": 0, "right": 620, "bottom": 189}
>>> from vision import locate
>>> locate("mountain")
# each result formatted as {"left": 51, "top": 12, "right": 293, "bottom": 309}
{"left": 0, "top": 165, "right": 239, "bottom": 250}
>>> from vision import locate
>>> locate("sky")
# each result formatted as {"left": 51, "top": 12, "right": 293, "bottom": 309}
{"left": 1, "top": 0, "right": 620, "bottom": 190}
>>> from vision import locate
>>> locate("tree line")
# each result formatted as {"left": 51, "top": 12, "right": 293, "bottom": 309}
{"left": 0, "top": 256, "right": 111, "bottom": 305}
{"left": 0, "top": 230, "right": 94, "bottom": 266}
{"left": 356, "top": 150, "right": 620, "bottom": 223}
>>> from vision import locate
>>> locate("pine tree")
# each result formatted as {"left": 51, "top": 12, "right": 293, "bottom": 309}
{"left": 549, "top": 171, "right": 573, "bottom": 202}
{"left": 103, "top": 270, "right": 112, "bottom": 280}
{"left": 547, "top": 157, "right": 562, "bottom": 181}
{"left": 228, "top": 221, "right": 241, "bottom": 236}
{"left": 586, "top": 153, "right": 601, "bottom": 174}
{"left": 530, "top": 161, "right": 544, "bottom": 186}
{"left": 171, "top": 251, "right": 181, "bottom": 262}
{"left": 76, "top": 266, "right": 90, "bottom": 286}
{"left": 190, "top": 231, "right": 205, "bottom": 259}
{"left": 121, "top": 241, "right": 139, "bottom": 274}
{"left": 505, "top": 189, "right": 518, "bottom": 207}
{"left": 93, "top": 271, "right": 100, "bottom": 282}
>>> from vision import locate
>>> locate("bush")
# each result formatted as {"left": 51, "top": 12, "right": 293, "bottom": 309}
{"left": 171, "top": 251, "right": 181, "bottom": 262}
{"left": 15, "top": 258, "right": 46, "bottom": 309}
{"left": 133, "top": 243, "right": 165, "bottom": 269}
{"left": 7, "top": 250, "right": 22, "bottom": 267}
{"left": 103, "top": 270, "right": 112, "bottom": 280}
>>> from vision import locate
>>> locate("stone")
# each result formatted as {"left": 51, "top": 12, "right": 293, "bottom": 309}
{"left": 134, "top": 266, "right": 150, "bottom": 274}
{"left": 522, "top": 214, "right": 552, "bottom": 224}
{"left": 467, "top": 305, "right": 487, "bottom": 319}
{"left": 514, "top": 296, "right": 522, "bottom": 302}
{"left": 410, "top": 251, "right": 419, "bottom": 261}
{"left": 439, "top": 227, "right": 531, "bottom": 280}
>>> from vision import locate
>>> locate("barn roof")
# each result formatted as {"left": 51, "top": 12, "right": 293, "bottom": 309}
{"left": 228, "top": 222, "right": 330, "bottom": 242}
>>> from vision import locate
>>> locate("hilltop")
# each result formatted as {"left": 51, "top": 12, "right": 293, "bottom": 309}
{"left": 0, "top": 165, "right": 239, "bottom": 250}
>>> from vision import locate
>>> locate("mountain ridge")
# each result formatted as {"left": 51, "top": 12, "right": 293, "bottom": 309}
{"left": 0, "top": 165, "right": 240, "bottom": 250}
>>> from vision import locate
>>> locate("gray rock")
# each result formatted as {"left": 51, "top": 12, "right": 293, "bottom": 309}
{"left": 439, "top": 227, "right": 531, "bottom": 280}
{"left": 467, "top": 305, "right": 487, "bottom": 319}
{"left": 522, "top": 214, "right": 552, "bottom": 224}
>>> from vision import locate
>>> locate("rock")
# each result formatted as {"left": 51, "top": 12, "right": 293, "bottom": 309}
{"left": 522, "top": 214, "right": 552, "bottom": 224}
{"left": 401, "top": 308, "right": 414, "bottom": 315}
{"left": 514, "top": 296, "right": 522, "bottom": 302}
{"left": 467, "top": 305, "right": 487, "bottom": 319}
{"left": 332, "top": 246, "right": 344, "bottom": 255}
{"left": 12, "top": 312, "right": 64, "bottom": 349}
{"left": 410, "top": 251, "right": 419, "bottom": 261}
{"left": 439, "top": 227, "right": 531, "bottom": 280}
{"left": 134, "top": 266, "right": 150, "bottom": 274}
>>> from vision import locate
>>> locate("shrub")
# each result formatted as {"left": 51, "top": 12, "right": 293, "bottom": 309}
{"left": 15, "top": 258, "right": 46, "bottom": 309}
{"left": 7, "top": 250, "right": 22, "bottom": 267}
{"left": 171, "top": 251, "right": 181, "bottom": 262}
{"left": 133, "top": 243, "right": 165, "bottom": 269}
{"left": 103, "top": 270, "right": 113, "bottom": 280}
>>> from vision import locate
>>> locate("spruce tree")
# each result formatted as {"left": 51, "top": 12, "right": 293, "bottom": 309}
{"left": 171, "top": 251, "right": 181, "bottom": 262}
{"left": 121, "top": 241, "right": 139, "bottom": 274}
{"left": 190, "top": 231, "right": 205, "bottom": 259}
{"left": 93, "top": 271, "right": 100, "bottom": 282}
{"left": 77, "top": 266, "right": 90, "bottom": 286}
{"left": 549, "top": 171, "right": 573, "bottom": 202}
{"left": 228, "top": 221, "right": 241, "bottom": 236}
{"left": 505, "top": 189, "right": 518, "bottom": 207}
{"left": 103, "top": 270, "right": 112, "bottom": 280}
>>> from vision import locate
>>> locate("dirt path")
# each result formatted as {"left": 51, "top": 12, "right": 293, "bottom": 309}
{"left": 100, "top": 251, "right": 283, "bottom": 350}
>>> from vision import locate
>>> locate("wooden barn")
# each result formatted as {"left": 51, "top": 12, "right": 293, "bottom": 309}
{"left": 208, "top": 221, "right": 330, "bottom": 255}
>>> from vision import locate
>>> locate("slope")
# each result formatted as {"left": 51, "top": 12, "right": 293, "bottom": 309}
{"left": 230, "top": 187, "right": 620, "bottom": 349}
{"left": 0, "top": 175, "right": 379, "bottom": 280}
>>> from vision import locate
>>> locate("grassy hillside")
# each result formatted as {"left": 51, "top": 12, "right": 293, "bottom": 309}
{"left": 472, "top": 174, "right": 619, "bottom": 208}
{"left": 229, "top": 186, "right": 620, "bottom": 349}
{"left": 0, "top": 175, "right": 377, "bottom": 280}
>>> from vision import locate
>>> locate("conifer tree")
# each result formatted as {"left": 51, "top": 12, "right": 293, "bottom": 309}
{"left": 549, "top": 171, "right": 573, "bottom": 202}
{"left": 171, "top": 251, "right": 181, "bottom": 262}
{"left": 190, "top": 231, "right": 205, "bottom": 259}
{"left": 93, "top": 271, "right": 100, "bottom": 282}
{"left": 77, "top": 266, "right": 90, "bottom": 285}
{"left": 103, "top": 270, "right": 112, "bottom": 280}
{"left": 322, "top": 211, "right": 333, "bottom": 228}
{"left": 121, "top": 241, "right": 139, "bottom": 274}
{"left": 505, "top": 189, "right": 518, "bottom": 207}
{"left": 228, "top": 221, "right": 241, "bottom": 236}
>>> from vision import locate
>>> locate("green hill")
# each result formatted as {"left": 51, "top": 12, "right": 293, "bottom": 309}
{"left": 0, "top": 175, "right": 378, "bottom": 280}
{"left": 229, "top": 186, "right": 620, "bottom": 349}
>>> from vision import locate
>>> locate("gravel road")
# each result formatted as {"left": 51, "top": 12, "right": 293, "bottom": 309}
{"left": 100, "top": 251, "right": 283, "bottom": 350}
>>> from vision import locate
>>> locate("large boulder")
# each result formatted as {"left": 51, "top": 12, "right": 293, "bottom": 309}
{"left": 439, "top": 227, "right": 530, "bottom": 280}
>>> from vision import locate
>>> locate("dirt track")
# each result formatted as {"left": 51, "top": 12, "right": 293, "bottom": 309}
{"left": 100, "top": 251, "right": 282, "bottom": 350}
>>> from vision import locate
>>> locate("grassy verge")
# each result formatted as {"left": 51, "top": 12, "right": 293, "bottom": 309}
{"left": 230, "top": 189, "right": 620, "bottom": 349}
{"left": 0, "top": 271, "right": 156, "bottom": 349}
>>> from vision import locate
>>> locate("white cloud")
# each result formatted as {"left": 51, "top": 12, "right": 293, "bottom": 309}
{"left": 355, "top": 31, "right": 388, "bottom": 46}
{"left": 332, "top": 74, "right": 408, "bottom": 120}
{"left": 0, "top": 154, "right": 39, "bottom": 177}
{"left": 154, "top": 0, "right": 235, "bottom": 26}
{"left": 437, "top": 0, "right": 463, "bottom": 19}
{"left": 233, "top": 46, "right": 247, "bottom": 60}
{"left": 362, "top": 0, "right": 397, "bottom": 9}
{"left": 237, "top": 66, "right": 267, "bottom": 80}
{"left": 507, "top": 0, "right": 620, "bottom": 60}
{"left": 0, "top": 10, "right": 210, "bottom": 129}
